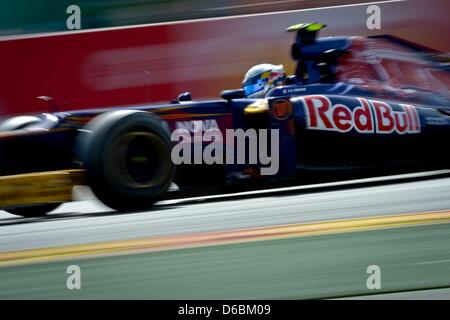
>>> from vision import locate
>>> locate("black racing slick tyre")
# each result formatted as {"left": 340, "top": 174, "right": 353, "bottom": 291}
{"left": 77, "top": 110, "right": 174, "bottom": 211}
{"left": 4, "top": 203, "right": 61, "bottom": 217}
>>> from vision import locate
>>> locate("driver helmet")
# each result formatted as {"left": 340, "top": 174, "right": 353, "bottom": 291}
{"left": 242, "top": 64, "right": 286, "bottom": 98}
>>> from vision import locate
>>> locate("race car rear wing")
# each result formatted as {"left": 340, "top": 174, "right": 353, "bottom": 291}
{"left": 369, "top": 34, "right": 450, "bottom": 71}
{"left": 286, "top": 22, "right": 350, "bottom": 84}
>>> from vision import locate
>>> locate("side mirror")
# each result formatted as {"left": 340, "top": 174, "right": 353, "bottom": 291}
{"left": 177, "top": 92, "right": 192, "bottom": 102}
{"left": 221, "top": 89, "right": 245, "bottom": 101}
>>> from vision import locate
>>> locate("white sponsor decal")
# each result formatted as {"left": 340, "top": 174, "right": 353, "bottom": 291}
{"left": 171, "top": 121, "right": 279, "bottom": 176}
{"left": 175, "top": 119, "right": 219, "bottom": 133}
{"left": 302, "top": 95, "right": 421, "bottom": 134}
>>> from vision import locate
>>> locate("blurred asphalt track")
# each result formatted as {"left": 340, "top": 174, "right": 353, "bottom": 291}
{"left": 0, "top": 0, "right": 449, "bottom": 300}
{"left": 1, "top": 173, "right": 450, "bottom": 299}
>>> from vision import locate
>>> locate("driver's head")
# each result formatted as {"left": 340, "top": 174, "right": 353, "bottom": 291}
{"left": 242, "top": 64, "right": 286, "bottom": 98}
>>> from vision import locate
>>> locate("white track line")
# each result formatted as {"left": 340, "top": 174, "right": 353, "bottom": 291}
{"left": 161, "top": 169, "right": 450, "bottom": 205}
{"left": 412, "top": 259, "right": 450, "bottom": 266}
{"left": 201, "top": 0, "right": 326, "bottom": 11}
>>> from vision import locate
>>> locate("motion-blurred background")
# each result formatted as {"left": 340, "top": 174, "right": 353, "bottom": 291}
{"left": 1, "top": 0, "right": 450, "bottom": 300}
{"left": 0, "top": 0, "right": 448, "bottom": 116}
{"left": 0, "top": 0, "right": 393, "bottom": 35}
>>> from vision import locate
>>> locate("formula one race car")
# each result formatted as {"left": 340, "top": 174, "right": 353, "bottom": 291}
{"left": 0, "top": 23, "right": 449, "bottom": 216}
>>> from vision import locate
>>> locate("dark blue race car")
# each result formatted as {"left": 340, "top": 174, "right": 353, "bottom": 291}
{"left": 0, "top": 23, "right": 449, "bottom": 217}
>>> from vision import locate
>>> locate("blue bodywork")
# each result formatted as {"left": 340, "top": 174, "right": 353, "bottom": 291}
{"left": 0, "top": 26, "right": 449, "bottom": 189}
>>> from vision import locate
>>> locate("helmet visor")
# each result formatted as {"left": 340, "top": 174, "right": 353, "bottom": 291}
{"left": 243, "top": 82, "right": 264, "bottom": 97}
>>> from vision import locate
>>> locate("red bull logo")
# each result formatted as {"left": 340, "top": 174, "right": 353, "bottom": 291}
{"left": 302, "top": 95, "right": 421, "bottom": 134}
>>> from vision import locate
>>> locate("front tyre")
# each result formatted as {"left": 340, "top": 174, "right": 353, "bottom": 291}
{"left": 77, "top": 110, "right": 174, "bottom": 211}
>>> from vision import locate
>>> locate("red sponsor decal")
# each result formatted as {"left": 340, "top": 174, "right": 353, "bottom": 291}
{"left": 303, "top": 95, "right": 420, "bottom": 134}
{"left": 354, "top": 98, "right": 374, "bottom": 133}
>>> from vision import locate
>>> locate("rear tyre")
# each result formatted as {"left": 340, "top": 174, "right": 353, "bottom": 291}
{"left": 4, "top": 203, "right": 61, "bottom": 217}
{"left": 77, "top": 110, "right": 174, "bottom": 211}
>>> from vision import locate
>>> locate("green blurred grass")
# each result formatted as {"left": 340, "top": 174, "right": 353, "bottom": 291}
{"left": 1, "top": 222, "right": 450, "bottom": 299}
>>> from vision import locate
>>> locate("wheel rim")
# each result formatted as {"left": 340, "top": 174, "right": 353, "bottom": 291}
{"left": 107, "top": 132, "right": 172, "bottom": 189}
